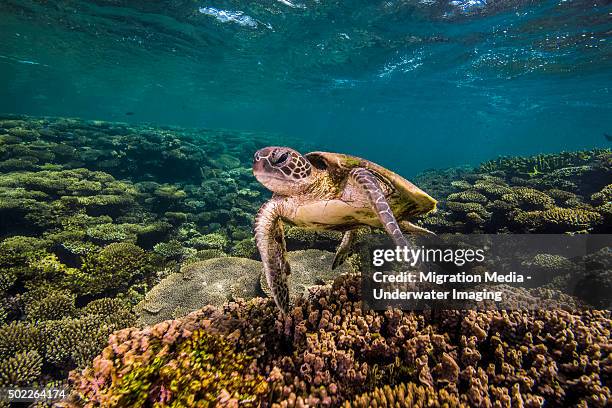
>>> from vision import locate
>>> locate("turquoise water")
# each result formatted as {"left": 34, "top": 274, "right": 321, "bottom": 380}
{"left": 0, "top": 0, "right": 610, "bottom": 175}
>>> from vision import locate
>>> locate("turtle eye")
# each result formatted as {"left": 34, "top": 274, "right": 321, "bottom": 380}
{"left": 272, "top": 151, "right": 289, "bottom": 166}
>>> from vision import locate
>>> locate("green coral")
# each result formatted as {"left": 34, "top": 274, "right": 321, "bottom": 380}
{"left": 28, "top": 253, "right": 79, "bottom": 279}
{"left": 80, "top": 298, "right": 134, "bottom": 325}
{"left": 525, "top": 253, "right": 577, "bottom": 272}
{"left": 465, "top": 211, "right": 486, "bottom": 225}
{"left": 189, "top": 248, "right": 228, "bottom": 262}
{"left": 153, "top": 184, "right": 187, "bottom": 200}
{"left": 0, "top": 350, "right": 43, "bottom": 387}
{"left": 473, "top": 179, "right": 512, "bottom": 198}
{"left": 547, "top": 188, "right": 578, "bottom": 204}
{"left": 479, "top": 149, "right": 608, "bottom": 175}
{"left": 513, "top": 207, "right": 603, "bottom": 232}
{"left": 446, "top": 190, "right": 487, "bottom": 203}
{"left": 501, "top": 187, "right": 555, "bottom": 210}
{"left": 85, "top": 222, "right": 138, "bottom": 244}
{"left": 70, "top": 243, "right": 151, "bottom": 295}
{"left": 0, "top": 269, "right": 16, "bottom": 293}
{"left": 24, "top": 288, "right": 76, "bottom": 322}
{"left": 446, "top": 201, "right": 491, "bottom": 219}
{"left": 153, "top": 240, "right": 191, "bottom": 260}
{"left": 44, "top": 316, "right": 116, "bottom": 368}
{"left": 450, "top": 180, "right": 471, "bottom": 190}
{"left": 591, "top": 184, "right": 611, "bottom": 205}
{"left": 0, "top": 236, "right": 48, "bottom": 268}
{"left": 187, "top": 232, "right": 228, "bottom": 250}
{"left": 71, "top": 329, "right": 268, "bottom": 407}
{"left": 231, "top": 238, "right": 258, "bottom": 258}
{"left": 40, "top": 299, "right": 134, "bottom": 370}
{"left": 0, "top": 321, "right": 44, "bottom": 358}
{"left": 76, "top": 194, "right": 135, "bottom": 215}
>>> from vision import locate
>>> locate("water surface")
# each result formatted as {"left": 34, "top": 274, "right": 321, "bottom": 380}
{"left": 0, "top": 0, "right": 610, "bottom": 175}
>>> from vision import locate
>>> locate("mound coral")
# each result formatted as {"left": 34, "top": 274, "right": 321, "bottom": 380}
{"left": 136, "top": 250, "right": 354, "bottom": 326}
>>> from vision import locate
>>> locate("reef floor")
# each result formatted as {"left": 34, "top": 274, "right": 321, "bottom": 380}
{"left": 0, "top": 115, "right": 609, "bottom": 407}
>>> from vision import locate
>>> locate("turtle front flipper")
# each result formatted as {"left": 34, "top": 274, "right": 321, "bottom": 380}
{"left": 254, "top": 198, "right": 290, "bottom": 315}
{"left": 332, "top": 230, "right": 356, "bottom": 270}
{"left": 349, "top": 168, "right": 408, "bottom": 248}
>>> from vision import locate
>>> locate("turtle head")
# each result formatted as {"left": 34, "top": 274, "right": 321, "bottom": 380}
{"left": 253, "top": 146, "right": 313, "bottom": 196}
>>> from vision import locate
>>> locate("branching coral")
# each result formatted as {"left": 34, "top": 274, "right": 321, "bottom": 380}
{"left": 446, "top": 201, "right": 491, "bottom": 219}
{"left": 513, "top": 206, "right": 603, "bottom": 232}
{"left": 231, "top": 238, "right": 258, "bottom": 258}
{"left": 68, "top": 274, "right": 612, "bottom": 407}
{"left": 0, "top": 350, "right": 44, "bottom": 387}
{"left": 446, "top": 190, "right": 488, "bottom": 204}
{"left": 0, "top": 235, "right": 48, "bottom": 268}
{"left": 479, "top": 149, "right": 607, "bottom": 176}
{"left": 2, "top": 117, "right": 610, "bottom": 401}
{"left": 345, "top": 382, "right": 466, "bottom": 407}
{"left": 416, "top": 148, "right": 610, "bottom": 234}
{"left": 502, "top": 187, "right": 555, "bottom": 210}
{"left": 0, "top": 321, "right": 44, "bottom": 358}
{"left": 69, "top": 325, "right": 268, "bottom": 407}
{"left": 591, "top": 184, "right": 612, "bottom": 206}
{"left": 70, "top": 242, "right": 151, "bottom": 295}
{"left": 24, "top": 288, "right": 76, "bottom": 322}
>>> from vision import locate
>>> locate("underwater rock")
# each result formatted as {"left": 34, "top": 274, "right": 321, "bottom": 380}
{"left": 136, "top": 249, "right": 354, "bottom": 326}
{"left": 259, "top": 249, "right": 356, "bottom": 299}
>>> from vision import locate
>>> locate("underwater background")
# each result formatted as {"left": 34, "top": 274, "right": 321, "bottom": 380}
{"left": 0, "top": 1, "right": 611, "bottom": 407}
{"left": 1, "top": 0, "right": 611, "bottom": 175}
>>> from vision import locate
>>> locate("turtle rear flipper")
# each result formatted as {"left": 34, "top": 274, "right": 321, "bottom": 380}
{"left": 349, "top": 168, "right": 408, "bottom": 248}
{"left": 254, "top": 199, "right": 290, "bottom": 315}
{"left": 400, "top": 220, "right": 435, "bottom": 236}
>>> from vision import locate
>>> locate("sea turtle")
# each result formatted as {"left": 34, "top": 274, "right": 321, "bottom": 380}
{"left": 253, "top": 146, "right": 437, "bottom": 314}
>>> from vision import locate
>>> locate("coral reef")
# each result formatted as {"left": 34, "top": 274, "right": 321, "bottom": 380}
{"left": 0, "top": 115, "right": 309, "bottom": 392}
{"left": 1, "top": 115, "right": 610, "bottom": 406}
{"left": 345, "top": 382, "right": 465, "bottom": 407}
{"left": 67, "top": 274, "right": 611, "bottom": 407}
{"left": 418, "top": 149, "right": 611, "bottom": 234}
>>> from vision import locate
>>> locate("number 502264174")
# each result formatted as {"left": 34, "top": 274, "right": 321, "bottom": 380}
{"left": 2, "top": 387, "right": 67, "bottom": 402}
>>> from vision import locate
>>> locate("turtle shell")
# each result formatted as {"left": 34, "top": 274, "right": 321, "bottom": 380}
{"left": 305, "top": 151, "right": 437, "bottom": 217}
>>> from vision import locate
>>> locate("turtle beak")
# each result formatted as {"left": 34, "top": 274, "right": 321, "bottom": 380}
{"left": 253, "top": 148, "right": 269, "bottom": 173}
{"left": 253, "top": 147, "right": 275, "bottom": 183}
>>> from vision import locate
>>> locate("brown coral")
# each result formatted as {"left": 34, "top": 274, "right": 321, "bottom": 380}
{"left": 67, "top": 274, "right": 612, "bottom": 407}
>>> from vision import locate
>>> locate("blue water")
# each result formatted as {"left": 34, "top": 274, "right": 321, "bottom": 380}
{"left": 0, "top": 0, "right": 610, "bottom": 176}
